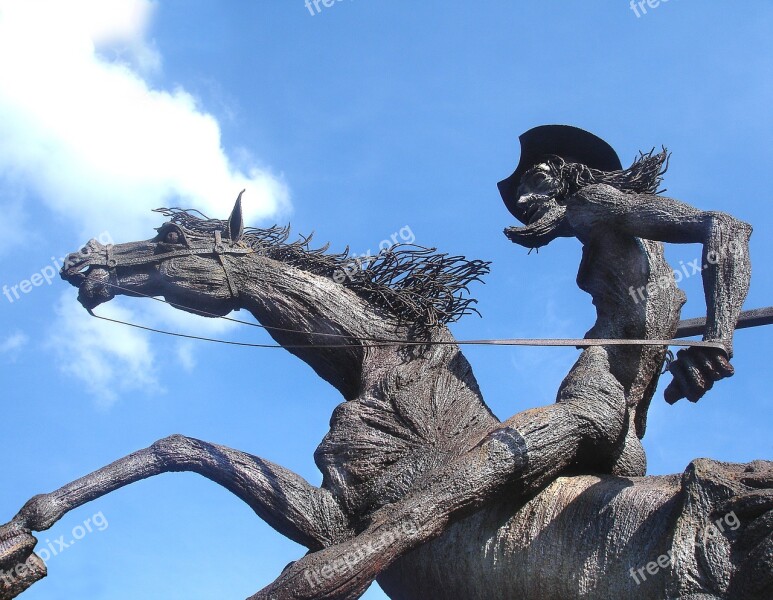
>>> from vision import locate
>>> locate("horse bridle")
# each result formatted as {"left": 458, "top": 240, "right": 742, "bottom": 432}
{"left": 68, "top": 228, "right": 254, "bottom": 300}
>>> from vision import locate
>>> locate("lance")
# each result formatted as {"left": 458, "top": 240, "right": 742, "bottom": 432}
{"left": 676, "top": 306, "right": 773, "bottom": 338}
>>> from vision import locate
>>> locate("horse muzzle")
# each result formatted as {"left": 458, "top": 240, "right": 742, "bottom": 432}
{"left": 60, "top": 239, "right": 116, "bottom": 309}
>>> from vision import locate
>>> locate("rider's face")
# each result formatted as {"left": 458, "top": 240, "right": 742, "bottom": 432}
{"left": 513, "top": 163, "right": 562, "bottom": 226}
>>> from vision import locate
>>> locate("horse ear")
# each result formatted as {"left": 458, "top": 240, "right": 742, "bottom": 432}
{"left": 227, "top": 190, "right": 245, "bottom": 241}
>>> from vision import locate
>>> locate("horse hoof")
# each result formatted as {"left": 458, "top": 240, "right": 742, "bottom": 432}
{"left": 0, "top": 526, "right": 36, "bottom": 569}
{"left": 0, "top": 526, "right": 46, "bottom": 599}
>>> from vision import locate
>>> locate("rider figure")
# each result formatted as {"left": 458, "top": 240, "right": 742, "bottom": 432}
{"left": 498, "top": 124, "right": 752, "bottom": 476}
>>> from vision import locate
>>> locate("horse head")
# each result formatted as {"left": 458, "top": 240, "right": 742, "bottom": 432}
{"left": 60, "top": 193, "right": 249, "bottom": 317}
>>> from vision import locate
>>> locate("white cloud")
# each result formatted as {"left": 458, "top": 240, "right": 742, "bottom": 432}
{"left": 0, "top": 0, "right": 289, "bottom": 401}
{"left": 0, "top": 0, "right": 289, "bottom": 244}
{"left": 47, "top": 291, "right": 262, "bottom": 406}
{"left": 0, "top": 194, "right": 27, "bottom": 256}
{"left": 50, "top": 293, "right": 157, "bottom": 408}
{"left": 176, "top": 341, "right": 197, "bottom": 373}
{"left": 0, "top": 331, "right": 29, "bottom": 357}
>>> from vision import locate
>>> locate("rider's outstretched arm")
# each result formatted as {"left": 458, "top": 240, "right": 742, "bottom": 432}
{"left": 567, "top": 184, "right": 752, "bottom": 402}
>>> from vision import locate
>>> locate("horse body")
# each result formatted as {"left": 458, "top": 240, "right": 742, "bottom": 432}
{"left": 379, "top": 473, "right": 682, "bottom": 600}
{"left": 379, "top": 456, "right": 771, "bottom": 600}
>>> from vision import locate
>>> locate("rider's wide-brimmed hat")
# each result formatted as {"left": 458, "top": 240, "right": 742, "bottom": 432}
{"left": 498, "top": 125, "right": 623, "bottom": 218}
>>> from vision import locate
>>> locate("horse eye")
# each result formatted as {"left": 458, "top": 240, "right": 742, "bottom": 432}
{"left": 165, "top": 231, "right": 180, "bottom": 244}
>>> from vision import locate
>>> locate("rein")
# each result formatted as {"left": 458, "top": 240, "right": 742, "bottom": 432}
{"left": 87, "top": 309, "right": 729, "bottom": 351}
{"left": 85, "top": 280, "right": 735, "bottom": 353}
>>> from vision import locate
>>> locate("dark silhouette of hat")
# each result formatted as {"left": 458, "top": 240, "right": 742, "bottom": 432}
{"left": 498, "top": 125, "right": 622, "bottom": 218}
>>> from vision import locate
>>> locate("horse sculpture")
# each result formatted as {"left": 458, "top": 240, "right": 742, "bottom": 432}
{"left": 0, "top": 185, "right": 770, "bottom": 599}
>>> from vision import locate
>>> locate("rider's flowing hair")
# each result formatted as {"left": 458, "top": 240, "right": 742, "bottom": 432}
{"left": 545, "top": 148, "right": 670, "bottom": 203}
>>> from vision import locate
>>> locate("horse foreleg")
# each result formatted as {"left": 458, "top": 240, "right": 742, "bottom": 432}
{"left": 0, "top": 435, "right": 353, "bottom": 593}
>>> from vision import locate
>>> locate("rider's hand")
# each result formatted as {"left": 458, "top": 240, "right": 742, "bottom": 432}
{"left": 664, "top": 346, "right": 734, "bottom": 404}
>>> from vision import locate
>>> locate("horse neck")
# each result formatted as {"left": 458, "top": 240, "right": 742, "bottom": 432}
{"left": 230, "top": 254, "right": 404, "bottom": 399}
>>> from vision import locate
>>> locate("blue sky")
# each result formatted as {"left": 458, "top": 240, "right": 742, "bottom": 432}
{"left": 0, "top": 1, "right": 770, "bottom": 598}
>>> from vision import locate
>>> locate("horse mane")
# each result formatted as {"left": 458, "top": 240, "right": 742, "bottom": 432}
{"left": 154, "top": 208, "right": 491, "bottom": 336}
